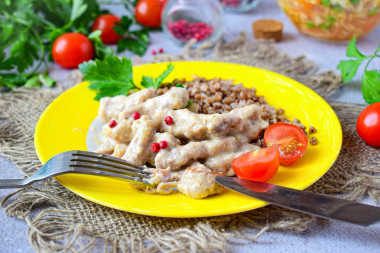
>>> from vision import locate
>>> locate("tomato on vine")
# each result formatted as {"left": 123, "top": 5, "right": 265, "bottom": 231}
{"left": 92, "top": 14, "right": 122, "bottom": 44}
{"left": 52, "top": 33, "right": 94, "bottom": 69}
{"left": 135, "top": 0, "right": 167, "bottom": 28}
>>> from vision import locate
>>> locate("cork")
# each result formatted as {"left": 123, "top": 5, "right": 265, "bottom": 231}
{"left": 253, "top": 19, "right": 283, "bottom": 42}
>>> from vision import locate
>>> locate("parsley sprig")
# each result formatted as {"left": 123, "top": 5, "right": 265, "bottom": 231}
{"left": 79, "top": 56, "right": 175, "bottom": 100}
{"left": 337, "top": 37, "right": 380, "bottom": 104}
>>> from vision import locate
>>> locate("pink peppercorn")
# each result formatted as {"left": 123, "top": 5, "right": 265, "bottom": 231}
{"left": 159, "top": 141, "right": 168, "bottom": 149}
{"left": 168, "top": 19, "right": 213, "bottom": 42}
{"left": 132, "top": 112, "right": 141, "bottom": 120}
{"left": 158, "top": 48, "right": 164, "bottom": 53}
{"left": 220, "top": 0, "right": 242, "bottom": 7}
{"left": 151, "top": 143, "right": 160, "bottom": 152}
{"left": 164, "top": 116, "right": 174, "bottom": 125}
{"left": 108, "top": 120, "right": 117, "bottom": 128}
{"left": 151, "top": 49, "right": 156, "bottom": 55}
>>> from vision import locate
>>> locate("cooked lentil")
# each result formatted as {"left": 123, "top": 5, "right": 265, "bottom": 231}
{"left": 158, "top": 77, "right": 308, "bottom": 146}
{"left": 309, "top": 125, "right": 317, "bottom": 134}
{"left": 310, "top": 136, "right": 319, "bottom": 145}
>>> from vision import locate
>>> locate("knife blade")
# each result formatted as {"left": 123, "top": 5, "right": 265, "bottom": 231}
{"left": 215, "top": 176, "right": 380, "bottom": 226}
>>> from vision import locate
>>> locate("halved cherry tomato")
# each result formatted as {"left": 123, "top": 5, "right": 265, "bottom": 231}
{"left": 52, "top": 33, "right": 94, "bottom": 69}
{"left": 264, "top": 122, "right": 308, "bottom": 166}
{"left": 134, "top": 0, "right": 167, "bottom": 28}
{"left": 232, "top": 145, "right": 280, "bottom": 182}
{"left": 92, "top": 14, "right": 122, "bottom": 44}
{"left": 356, "top": 102, "right": 380, "bottom": 147}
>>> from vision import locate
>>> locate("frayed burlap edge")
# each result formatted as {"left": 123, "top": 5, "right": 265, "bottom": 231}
{"left": 1, "top": 34, "right": 379, "bottom": 253}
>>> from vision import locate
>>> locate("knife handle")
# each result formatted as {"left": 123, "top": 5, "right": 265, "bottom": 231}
{"left": 217, "top": 177, "right": 380, "bottom": 226}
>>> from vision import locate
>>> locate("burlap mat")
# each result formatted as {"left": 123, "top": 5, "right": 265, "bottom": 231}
{"left": 1, "top": 33, "right": 379, "bottom": 252}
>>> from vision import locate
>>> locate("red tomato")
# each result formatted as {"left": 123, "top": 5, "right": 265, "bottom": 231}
{"left": 92, "top": 14, "right": 122, "bottom": 44}
{"left": 135, "top": 0, "right": 167, "bottom": 28}
{"left": 52, "top": 33, "right": 94, "bottom": 69}
{"left": 264, "top": 122, "right": 308, "bottom": 166}
{"left": 232, "top": 145, "right": 280, "bottom": 182}
{"left": 356, "top": 102, "right": 380, "bottom": 147}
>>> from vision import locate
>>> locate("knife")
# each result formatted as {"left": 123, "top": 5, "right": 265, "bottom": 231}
{"left": 215, "top": 176, "right": 380, "bottom": 226}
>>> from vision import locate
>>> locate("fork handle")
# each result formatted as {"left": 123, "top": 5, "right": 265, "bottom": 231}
{"left": 0, "top": 179, "right": 27, "bottom": 189}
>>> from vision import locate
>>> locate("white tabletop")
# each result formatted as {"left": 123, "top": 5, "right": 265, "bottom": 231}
{"left": 1, "top": 0, "right": 379, "bottom": 252}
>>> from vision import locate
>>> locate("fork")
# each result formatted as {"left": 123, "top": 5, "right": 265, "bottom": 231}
{"left": 0, "top": 150, "right": 152, "bottom": 189}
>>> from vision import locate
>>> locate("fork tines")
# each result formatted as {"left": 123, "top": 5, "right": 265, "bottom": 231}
{"left": 69, "top": 151, "right": 152, "bottom": 185}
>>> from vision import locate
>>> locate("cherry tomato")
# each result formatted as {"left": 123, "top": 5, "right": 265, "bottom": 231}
{"left": 264, "top": 122, "right": 308, "bottom": 166}
{"left": 92, "top": 14, "right": 122, "bottom": 44}
{"left": 135, "top": 0, "right": 167, "bottom": 28}
{"left": 232, "top": 145, "right": 280, "bottom": 182}
{"left": 356, "top": 102, "right": 380, "bottom": 147}
{"left": 52, "top": 33, "right": 94, "bottom": 69}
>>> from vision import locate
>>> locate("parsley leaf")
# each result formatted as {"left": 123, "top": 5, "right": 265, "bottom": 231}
{"left": 70, "top": 0, "right": 88, "bottom": 21}
{"left": 80, "top": 56, "right": 175, "bottom": 100}
{"left": 79, "top": 56, "right": 137, "bottom": 100}
{"left": 88, "top": 30, "right": 114, "bottom": 60}
{"left": 140, "top": 63, "right": 175, "bottom": 89}
{"left": 24, "top": 75, "right": 42, "bottom": 87}
{"left": 337, "top": 59, "right": 363, "bottom": 83}
{"left": 338, "top": 37, "right": 380, "bottom": 104}
{"left": 116, "top": 22, "right": 150, "bottom": 56}
{"left": 346, "top": 37, "right": 365, "bottom": 58}
{"left": 362, "top": 70, "right": 380, "bottom": 104}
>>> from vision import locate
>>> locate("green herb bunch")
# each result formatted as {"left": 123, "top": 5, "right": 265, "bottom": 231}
{"left": 0, "top": 0, "right": 149, "bottom": 90}
{"left": 338, "top": 37, "right": 380, "bottom": 104}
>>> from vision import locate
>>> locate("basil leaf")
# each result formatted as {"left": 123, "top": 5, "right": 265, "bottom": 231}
{"left": 362, "top": 70, "right": 380, "bottom": 104}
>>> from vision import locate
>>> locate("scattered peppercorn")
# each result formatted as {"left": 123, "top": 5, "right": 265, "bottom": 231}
{"left": 164, "top": 116, "right": 174, "bottom": 125}
{"left": 151, "top": 49, "right": 156, "bottom": 55}
{"left": 159, "top": 140, "right": 168, "bottom": 149}
{"left": 310, "top": 136, "right": 319, "bottom": 145}
{"left": 132, "top": 112, "right": 141, "bottom": 120}
{"left": 151, "top": 142, "right": 160, "bottom": 152}
{"left": 108, "top": 120, "right": 117, "bottom": 128}
{"left": 158, "top": 48, "right": 164, "bottom": 53}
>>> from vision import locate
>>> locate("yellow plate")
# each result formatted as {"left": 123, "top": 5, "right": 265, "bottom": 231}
{"left": 34, "top": 61, "right": 342, "bottom": 218}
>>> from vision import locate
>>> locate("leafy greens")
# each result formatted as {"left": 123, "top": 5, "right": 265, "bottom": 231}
{"left": 79, "top": 56, "right": 175, "bottom": 100}
{"left": 337, "top": 37, "right": 380, "bottom": 104}
{"left": 0, "top": 0, "right": 150, "bottom": 90}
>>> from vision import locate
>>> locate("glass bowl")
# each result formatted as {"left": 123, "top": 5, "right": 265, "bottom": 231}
{"left": 219, "top": 0, "right": 261, "bottom": 13}
{"left": 162, "top": 0, "right": 224, "bottom": 47}
{"left": 277, "top": 0, "right": 380, "bottom": 40}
